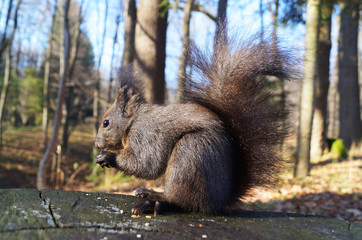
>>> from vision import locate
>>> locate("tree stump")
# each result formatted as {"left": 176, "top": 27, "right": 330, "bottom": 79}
{"left": 1, "top": 189, "right": 361, "bottom": 239}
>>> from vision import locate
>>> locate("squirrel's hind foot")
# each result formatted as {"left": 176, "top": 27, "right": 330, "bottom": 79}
{"left": 132, "top": 188, "right": 182, "bottom": 215}
{"left": 132, "top": 200, "right": 181, "bottom": 216}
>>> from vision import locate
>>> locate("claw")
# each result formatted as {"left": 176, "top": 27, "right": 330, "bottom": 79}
{"left": 133, "top": 187, "right": 151, "bottom": 198}
{"left": 96, "top": 155, "right": 107, "bottom": 167}
{"left": 95, "top": 156, "right": 103, "bottom": 165}
{"left": 131, "top": 207, "right": 141, "bottom": 215}
{"left": 132, "top": 200, "right": 155, "bottom": 215}
{"left": 154, "top": 201, "right": 161, "bottom": 216}
{"left": 95, "top": 151, "right": 116, "bottom": 168}
{"left": 131, "top": 200, "right": 181, "bottom": 216}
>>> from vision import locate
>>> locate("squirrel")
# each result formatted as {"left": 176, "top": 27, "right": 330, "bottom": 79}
{"left": 95, "top": 28, "right": 295, "bottom": 215}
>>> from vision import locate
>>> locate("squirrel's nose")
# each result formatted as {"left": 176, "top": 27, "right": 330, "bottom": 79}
{"left": 94, "top": 137, "right": 103, "bottom": 149}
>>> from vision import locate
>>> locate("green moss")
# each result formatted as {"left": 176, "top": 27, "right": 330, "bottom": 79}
{"left": 330, "top": 139, "right": 348, "bottom": 158}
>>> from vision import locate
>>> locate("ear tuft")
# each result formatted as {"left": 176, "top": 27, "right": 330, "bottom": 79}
{"left": 116, "top": 83, "right": 144, "bottom": 117}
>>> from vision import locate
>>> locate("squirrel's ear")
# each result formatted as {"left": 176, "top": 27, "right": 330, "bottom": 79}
{"left": 116, "top": 86, "right": 128, "bottom": 107}
{"left": 116, "top": 86, "right": 142, "bottom": 116}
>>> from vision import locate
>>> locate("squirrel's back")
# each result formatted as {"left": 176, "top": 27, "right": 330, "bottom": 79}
{"left": 184, "top": 28, "right": 296, "bottom": 200}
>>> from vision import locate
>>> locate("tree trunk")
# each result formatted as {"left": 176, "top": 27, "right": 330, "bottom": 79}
{"left": 259, "top": 0, "right": 264, "bottom": 37}
{"left": 337, "top": 1, "right": 360, "bottom": 150}
{"left": 37, "top": 0, "right": 70, "bottom": 189}
{"left": 14, "top": 41, "right": 21, "bottom": 75}
{"left": 107, "top": 14, "right": 120, "bottom": 103}
{"left": 328, "top": 12, "right": 341, "bottom": 139}
{"left": 310, "top": 0, "right": 333, "bottom": 160}
{"left": 62, "top": 0, "right": 84, "bottom": 152}
{"left": 0, "top": 46, "right": 11, "bottom": 153}
{"left": 0, "top": 0, "right": 13, "bottom": 59}
{"left": 295, "top": 0, "right": 321, "bottom": 178}
{"left": 42, "top": 45, "right": 51, "bottom": 150}
{"left": 121, "top": 0, "right": 136, "bottom": 67}
{"left": 213, "top": 0, "right": 228, "bottom": 56}
{"left": 133, "top": 0, "right": 168, "bottom": 104}
{"left": 176, "top": 0, "right": 194, "bottom": 102}
{"left": 42, "top": 0, "right": 58, "bottom": 150}
{"left": 269, "top": 0, "right": 279, "bottom": 44}
{"left": 0, "top": 0, "right": 21, "bottom": 153}
{"left": 215, "top": 0, "right": 227, "bottom": 37}
{"left": 268, "top": 0, "right": 286, "bottom": 149}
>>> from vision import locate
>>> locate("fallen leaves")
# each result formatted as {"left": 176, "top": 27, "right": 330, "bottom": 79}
{"left": 245, "top": 157, "right": 362, "bottom": 222}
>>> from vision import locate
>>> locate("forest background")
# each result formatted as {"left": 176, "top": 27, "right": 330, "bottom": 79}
{"left": 0, "top": 0, "right": 361, "bottom": 223}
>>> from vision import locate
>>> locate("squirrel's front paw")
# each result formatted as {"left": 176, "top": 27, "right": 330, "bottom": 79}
{"left": 96, "top": 151, "right": 117, "bottom": 168}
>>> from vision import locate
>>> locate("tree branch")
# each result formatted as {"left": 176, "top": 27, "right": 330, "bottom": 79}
{"left": 193, "top": 1, "right": 216, "bottom": 22}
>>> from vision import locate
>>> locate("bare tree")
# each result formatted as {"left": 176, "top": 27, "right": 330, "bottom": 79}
{"left": 193, "top": 1, "right": 216, "bottom": 21}
{"left": 176, "top": 0, "right": 223, "bottom": 102}
{"left": 0, "top": 48, "right": 12, "bottom": 153}
{"left": 295, "top": 0, "right": 321, "bottom": 178}
{"left": 62, "top": 0, "right": 84, "bottom": 151}
{"left": 107, "top": 14, "right": 120, "bottom": 103}
{"left": 328, "top": 12, "right": 340, "bottom": 139}
{"left": 176, "top": 0, "right": 194, "bottom": 102}
{"left": 268, "top": 0, "right": 279, "bottom": 44}
{"left": 0, "top": 0, "right": 14, "bottom": 58}
{"left": 215, "top": 0, "right": 227, "bottom": 37}
{"left": 337, "top": 0, "right": 360, "bottom": 150}
{"left": 0, "top": 0, "right": 21, "bottom": 153}
{"left": 310, "top": 0, "right": 333, "bottom": 160}
{"left": 259, "top": 0, "right": 264, "bottom": 37}
{"left": 268, "top": 0, "right": 288, "bottom": 149}
{"left": 133, "top": 0, "right": 168, "bottom": 104}
{"left": 37, "top": 0, "right": 70, "bottom": 189}
{"left": 121, "top": 0, "right": 136, "bottom": 67}
{"left": 42, "top": 0, "right": 58, "bottom": 150}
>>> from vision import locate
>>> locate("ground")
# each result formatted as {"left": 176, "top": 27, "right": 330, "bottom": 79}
{"left": 0, "top": 126, "right": 361, "bottom": 223}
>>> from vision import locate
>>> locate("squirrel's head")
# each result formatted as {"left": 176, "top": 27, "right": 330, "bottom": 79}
{"left": 95, "top": 68, "right": 145, "bottom": 151}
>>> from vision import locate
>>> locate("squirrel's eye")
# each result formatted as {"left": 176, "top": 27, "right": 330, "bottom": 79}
{"left": 103, "top": 119, "right": 110, "bottom": 128}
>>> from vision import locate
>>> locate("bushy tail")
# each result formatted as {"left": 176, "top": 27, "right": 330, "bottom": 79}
{"left": 184, "top": 28, "right": 296, "bottom": 200}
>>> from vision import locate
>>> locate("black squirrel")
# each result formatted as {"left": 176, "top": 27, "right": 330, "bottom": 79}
{"left": 95, "top": 28, "right": 295, "bottom": 215}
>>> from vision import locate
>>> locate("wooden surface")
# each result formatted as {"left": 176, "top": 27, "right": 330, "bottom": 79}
{"left": 1, "top": 189, "right": 361, "bottom": 239}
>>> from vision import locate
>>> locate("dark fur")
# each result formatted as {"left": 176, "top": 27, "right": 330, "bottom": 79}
{"left": 95, "top": 29, "right": 295, "bottom": 214}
